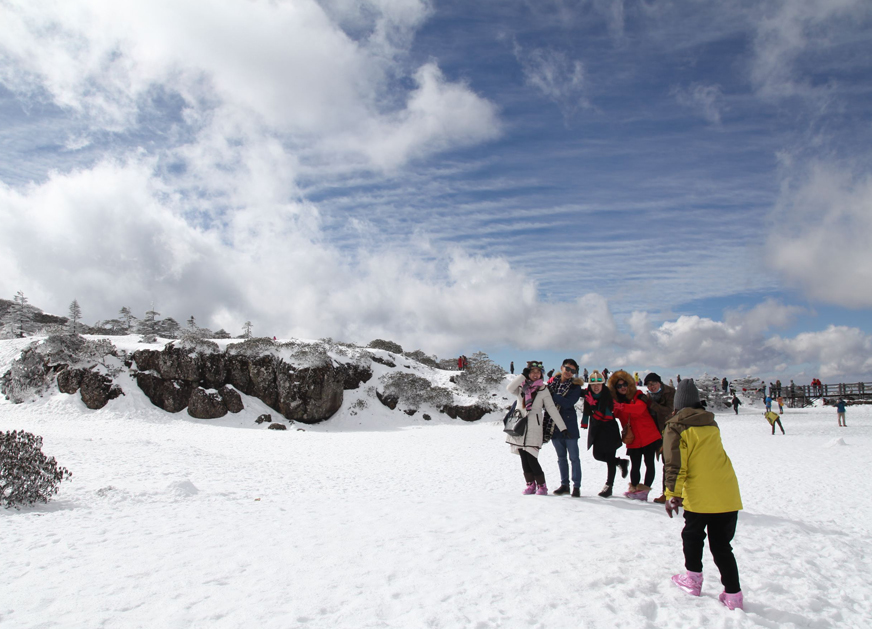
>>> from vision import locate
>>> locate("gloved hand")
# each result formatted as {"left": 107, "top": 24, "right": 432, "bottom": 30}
{"left": 584, "top": 392, "right": 596, "bottom": 407}
{"left": 613, "top": 402, "right": 626, "bottom": 414}
{"left": 665, "top": 497, "right": 683, "bottom": 519}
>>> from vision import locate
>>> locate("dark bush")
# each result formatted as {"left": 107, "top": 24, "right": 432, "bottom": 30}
{"left": 367, "top": 339, "right": 403, "bottom": 355}
{"left": 1, "top": 430, "right": 72, "bottom": 509}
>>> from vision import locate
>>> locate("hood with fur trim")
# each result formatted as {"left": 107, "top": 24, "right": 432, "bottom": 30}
{"left": 608, "top": 370, "right": 638, "bottom": 402}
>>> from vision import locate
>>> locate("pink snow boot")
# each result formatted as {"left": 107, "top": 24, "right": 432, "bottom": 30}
{"left": 632, "top": 484, "right": 651, "bottom": 501}
{"left": 535, "top": 483, "right": 549, "bottom": 495}
{"left": 522, "top": 482, "right": 536, "bottom": 495}
{"left": 671, "top": 570, "right": 703, "bottom": 596}
{"left": 719, "top": 591, "right": 744, "bottom": 610}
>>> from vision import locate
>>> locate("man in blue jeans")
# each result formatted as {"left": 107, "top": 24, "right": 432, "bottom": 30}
{"left": 547, "top": 359, "right": 584, "bottom": 497}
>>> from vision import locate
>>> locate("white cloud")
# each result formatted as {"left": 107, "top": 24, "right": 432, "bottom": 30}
{"left": 767, "top": 162, "right": 872, "bottom": 308}
{"left": 0, "top": 0, "right": 498, "bottom": 170}
{"left": 750, "top": 0, "right": 869, "bottom": 102}
{"left": 765, "top": 325, "right": 872, "bottom": 379}
{"left": 672, "top": 83, "right": 725, "bottom": 125}
{"left": 513, "top": 43, "right": 588, "bottom": 120}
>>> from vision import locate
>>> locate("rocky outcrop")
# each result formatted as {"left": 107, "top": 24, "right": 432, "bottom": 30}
{"left": 80, "top": 371, "right": 123, "bottom": 410}
{"left": 276, "top": 363, "right": 344, "bottom": 422}
{"left": 57, "top": 368, "right": 87, "bottom": 394}
{"left": 186, "top": 385, "right": 245, "bottom": 419}
{"left": 441, "top": 403, "right": 492, "bottom": 422}
{"left": 336, "top": 362, "right": 373, "bottom": 390}
{"left": 376, "top": 390, "right": 399, "bottom": 410}
{"left": 135, "top": 373, "right": 195, "bottom": 413}
{"left": 255, "top": 413, "right": 272, "bottom": 424}
{"left": 267, "top": 423, "right": 287, "bottom": 430}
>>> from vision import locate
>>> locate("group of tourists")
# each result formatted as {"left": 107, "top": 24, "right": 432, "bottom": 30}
{"left": 504, "top": 359, "right": 744, "bottom": 611}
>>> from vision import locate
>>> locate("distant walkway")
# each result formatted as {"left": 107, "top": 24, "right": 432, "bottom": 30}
{"left": 772, "top": 382, "right": 872, "bottom": 408}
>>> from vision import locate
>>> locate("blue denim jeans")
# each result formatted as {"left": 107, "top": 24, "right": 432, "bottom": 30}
{"left": 551, "top": 435, "right": 581, "bottom": 488}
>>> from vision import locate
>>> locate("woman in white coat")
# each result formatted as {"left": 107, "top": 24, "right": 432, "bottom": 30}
{"left": 506, "top": 361, "right": 568, "bottom": 495}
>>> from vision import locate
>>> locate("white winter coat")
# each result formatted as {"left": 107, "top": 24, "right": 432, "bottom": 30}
{"left": 505, "top": 374, "right": 567, "bottom": 457}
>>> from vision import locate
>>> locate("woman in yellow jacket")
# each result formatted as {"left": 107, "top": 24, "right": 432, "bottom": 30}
{"left": 663, "top": 379, "right": 744, "bottom": 611}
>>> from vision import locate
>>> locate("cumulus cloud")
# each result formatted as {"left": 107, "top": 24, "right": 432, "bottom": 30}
{"left": 513, "top": 42, "right": 588, "bottom": 120}
{"left": 766, "top": 326, "right": 872, "bottom": 379}
{"left": 767, "top": 162, "right": 872, "bottom": 308}
{"left": 672, "top": 83, "right": 725, "bottom": 125}
{"left": 0, "top": 0, "right": 498, "bottom": 169}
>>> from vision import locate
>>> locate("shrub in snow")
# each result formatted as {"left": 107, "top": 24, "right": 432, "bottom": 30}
{"left": 367, "top": 339, "right": 403, "bottom": 355}
{"left": 175, "top": 335, "right": 221, "bottom": 355}
{"left": 380, "top": 372, "right": 453, "bottom": 410}
{"left": 0, "top": 430, "right": 72, "bottom": 509}
{"left": 139, "top": 333, "right": 158, "bottom": 343}
{"left": 454, "top": 352, "right": 506, "bottom": 396}
{"left": 226, "top": 337, "right": 277, "bottom": 357}
{"left": 403, "top": 350, "right": 439, "bottom": 369}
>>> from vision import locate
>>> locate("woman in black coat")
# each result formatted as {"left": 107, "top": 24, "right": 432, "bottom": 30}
{"left": 582, "top": 370, "right": 629, "bottom": 497}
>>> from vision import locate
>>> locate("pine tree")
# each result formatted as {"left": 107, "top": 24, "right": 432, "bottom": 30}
{"left": 242, "top": 321, "right": 253, "bottom": 339}
{"left": 119, "top": 307, "right": 136, "bottom": 333}
{"left": 187, "top": 315, "right": 196, "bottom": 331}
{"left": 141, "top": 306, "right": 160, "bottom": 335}
{"left": 10, "top": 291, "right": 31, "bottom": 337}
{"left": 68, "top": 299, "right": 82, "bottom": 335}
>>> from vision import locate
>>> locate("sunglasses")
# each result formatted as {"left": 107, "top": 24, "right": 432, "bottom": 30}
{"left": 563, "top": 365, "right": 577, "bottom": 374}
{"left": 588, "top": 377, "right": 604, "bottom": 383}
{"left": 616, "top": 382, "right": 628, "bottom": 388}
{"left": 528, "top": 361, "right": 544, "bottom": 369}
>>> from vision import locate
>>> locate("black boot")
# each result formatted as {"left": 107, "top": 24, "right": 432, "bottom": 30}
{"left": 618, "top": 458, "right": 629, "bottom": 479}
{"left": 571, "top": 486, "right": 580, "bottom": 498}
{"left": 553, "top": 485, "right": 570, "bottom": 495}
{"left": 598, "top": 484, "right": 612, "bottom": 498}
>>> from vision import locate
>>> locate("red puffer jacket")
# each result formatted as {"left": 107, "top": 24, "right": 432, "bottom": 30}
{"left": 613, "top": 392, "right": 661, "bottom": 449}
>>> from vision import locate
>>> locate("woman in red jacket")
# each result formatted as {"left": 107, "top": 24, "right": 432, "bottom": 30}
{"left": 608, "top": 370, "right": 662, "bottom": 501}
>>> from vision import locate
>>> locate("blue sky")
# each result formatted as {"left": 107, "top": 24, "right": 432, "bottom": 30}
{"left": 0, "top": 0, "right": 870, "bottom": 380}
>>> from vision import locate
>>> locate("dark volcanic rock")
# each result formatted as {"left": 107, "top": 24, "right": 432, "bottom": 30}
{"left": 187, "top": 387, "right": 228, "bottom": 419}
{"left": 80, "top": 371, "right": 122, "bottom": 409}
{"left": 249, "top": 355, "right": 279, "bottom": 409}
{"left": 201, "top": 353, "right": 227, "bottom": 389}
{"left": 57, "top": 368, "right": 87, "bottom": 394}
{"left": 441, "top": 403, "right": 491, "bottom": 422}
{"left": 370, "top": 354, "right": 396, "bottom": 368}
{"left": 423, "top": 413, "right": 432, "bottom": 421}
{"left": 275, "top": 363, "right": 343, "bottom": 423}
{"left": 226, "top": 354, "right": 253, "bottom": 395}
{"left": 132, "top": 349, "right": 161, "bottom": 372}
{"left": 135, "top": 373, "right": 195, "bottom": 413}
{"left": 220, "top": 386, "right": 243, "bottom": 413}
{"left": 255, "top": 413, "right": 272, "bottom": 424}
{"left": 337, "top": 362, "right": 373, "bottom": 390}
{"left": 267, "top": 422, "right": 287, "bottom": 430}
{"left": 404, "top": 408, "right": 416, "bottom": 416}
{"left": 376, "top": 390, "right": 399, "bottom": 410}
{"left": 158, "top": 345, "right": 201, "bottom": 382}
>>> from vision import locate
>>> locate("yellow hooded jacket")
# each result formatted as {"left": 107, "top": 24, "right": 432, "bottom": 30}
{"left": 663, "top": 407, "right": 742, "bottom": 513}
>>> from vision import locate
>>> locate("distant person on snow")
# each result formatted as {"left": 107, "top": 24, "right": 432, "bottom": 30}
{"left": 609, "top": 370, "right": 661, "bottom": 502}
{"left": 722, "top": 377, "right": 728, "bottom": 393}
{"left": 664, "top": 379, "right": 744, "bottom": 611}
{"left": 510, "top": 361, "right": 514, "bottom": 375}
{"left": 582, "top": 370, "right": 628, "bottom": 498}
{"left": 776, "top": 396, "right": 784, "bottom": 414}
{"left": 731, "top": 395, "right": 741, "bottom": 415}
{"left": 583, "top": 367, "right": 589, "bottom": 382}
{"left": 764, "top": 410, "right": 785, "bottom": 435}
{"left": 837, "top": 398, "right": 847, "bottom": 427}
{"left": 546, "top": 359, "right": 584, "bottom": 497}
{"left": 505, "top": 361, "right": 568, "bottom": 495}
{"left": 764, "top": 395, "right": 772, "bottom": 413}
{"left": 602, "top": 368, "right": 610, "bottom": 381}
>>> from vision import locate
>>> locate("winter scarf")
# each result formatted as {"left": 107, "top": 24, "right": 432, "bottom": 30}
{"left": 523, "top": 379, "right": 544, "bottom": 411}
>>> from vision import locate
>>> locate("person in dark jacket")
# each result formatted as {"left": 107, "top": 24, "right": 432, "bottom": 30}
{"left": 547, "top": 359, "right": 584, "bottom": 496}
{"left": 731, "top": 395, "right": 741, "bottom": 415}
{"left": 582, "top": 370, "right": 628, "bottom": 497}
{"left": 644, "top": 372, "right": 675, "bottom": 504}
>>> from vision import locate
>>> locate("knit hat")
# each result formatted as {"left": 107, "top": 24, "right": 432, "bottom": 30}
{"left": 643, "top": 372, "right": 662, "bottom": 385}
{"left": 673, "top": 378, "right": 701, "bottom": 411}
{"left": 588, "top": 370, "right": 605, "bottom": 383}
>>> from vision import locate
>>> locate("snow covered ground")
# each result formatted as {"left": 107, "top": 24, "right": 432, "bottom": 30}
{"left": 2, "top": 362, "right": 871, "bottom": 628}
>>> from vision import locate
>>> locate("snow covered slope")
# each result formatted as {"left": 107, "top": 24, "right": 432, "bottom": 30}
{"left": 1, "top": 376, "right": 871, "bottom": 627}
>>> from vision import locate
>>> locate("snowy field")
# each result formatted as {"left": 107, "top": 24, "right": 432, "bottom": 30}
{"left": 2, "top": 367, "right": 871, "bottom": 628}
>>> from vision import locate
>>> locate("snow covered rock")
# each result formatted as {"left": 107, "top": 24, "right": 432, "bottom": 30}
{"left": 135, "top": 373, "right": 195, "bottom": 413}
{"left": 187, "top": 387, "right": 229, "bottom": 419}
{"left": 79, "top": 370, "right": 122, "bottom": 409}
